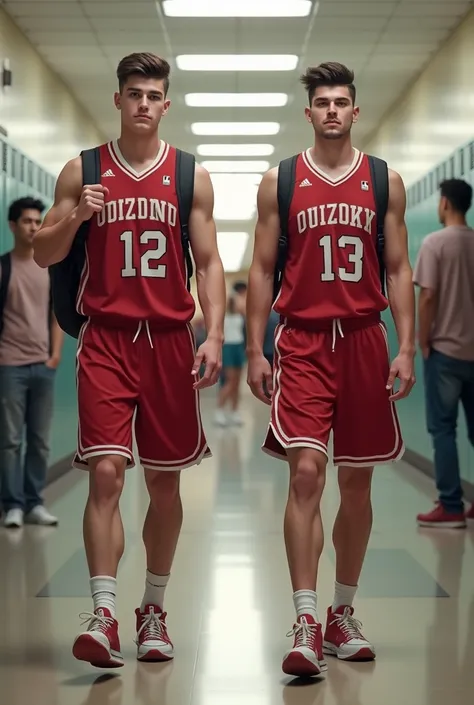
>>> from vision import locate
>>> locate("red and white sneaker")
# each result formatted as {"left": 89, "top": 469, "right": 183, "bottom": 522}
{"left": 72, "top": 608, "right": 124, "bottom": 668}
{"left": 282, "top": 614, "right": 327, "bottom": 678}
{"left": 323, "top": 606, "right": 375, "bottom": 661}
{"left": 417, "top": 504, "right": 466, "bottom": 529}
{"left": 135, "top": 604, "right": 174, "bottom": 662}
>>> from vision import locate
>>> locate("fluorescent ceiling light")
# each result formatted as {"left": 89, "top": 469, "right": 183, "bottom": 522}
{"left": 212, "top": 175, "right": 260, "bottom": 220}
{"left": 185, "top": 93, "right": 288, "bottom": 107}
{"left": 176, "top": 55, "right": 298, "bottom": 72}
{"left": 197, "top": 144, "right": 275, "bottom": 157}
{"left": 191, "top": 122, "right": 280, "bottom": 136}
{"left": 202, "top": 160, "right": 269, "bottom": 173}
{"left": 163, "top": 1, "right": 312, "bottom": 17}
{"left": 216, "top": 232, "right": 250, "bottom": 273}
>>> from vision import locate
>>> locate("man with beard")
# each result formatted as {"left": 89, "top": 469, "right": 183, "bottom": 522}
{"left": 245, "top": 62, "right": 415, "bottom": 677}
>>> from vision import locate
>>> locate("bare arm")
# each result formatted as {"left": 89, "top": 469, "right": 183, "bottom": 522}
{"left": 33, "top": 157, "right": 83, "bottom": 268}
{"left": 34, "top": 158, "right": 108, "bottom": 268}
{"left": 188, "top": 165, "right": 226, "bottom": 388}
{"left": 189, "top": 165, "right": 226, "bottom": 343}
{"left": 246, "top": 168, "right": 280, "bottom": 357}
{"left": 48, "top": 313, "right": 65, "bottom": 368}
{"left": 383, "top": 168, "right": 416, "bottom": 398}
{"left": 384, "top": 169, "right": 415, "bottom": 354}
{"left": 417, "top": 287, "right": 437, "bottom": 356}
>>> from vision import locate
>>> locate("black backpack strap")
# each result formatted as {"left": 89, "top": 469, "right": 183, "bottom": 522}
{"left": 76, "top": 147, "right": 101, "bottom": 244}
{"left": 175, "top": 148, "right": 196, "bottom": 291}
{"left": 368, "top": 155, "right": 389, "bottom": 295}
{"left": 0, "top": 251, "right": 12, "bottom": 338}
{"left": 274, "top": 155, "right": 298, "bottom": 300}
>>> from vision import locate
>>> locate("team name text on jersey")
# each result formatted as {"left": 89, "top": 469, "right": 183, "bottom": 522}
{"left": 297, "top": 202, "right": 376, "bottom": 235}
{"left": 97, "top": 197, "right": 177, "bottom": 228}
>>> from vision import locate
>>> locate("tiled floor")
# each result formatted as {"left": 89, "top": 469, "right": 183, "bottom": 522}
{"left": 1, "top": 390, "right": 473, "bottom": 704}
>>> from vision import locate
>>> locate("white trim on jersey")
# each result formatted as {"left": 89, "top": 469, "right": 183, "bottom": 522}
{"left": 332, "top": 322, "right": 405, "bottom": 467}
{"left": 302, "top": 148, "right": 363, "bottom": 187}
{"left": 108, "top": 140, "right": 170, "bottom": 181}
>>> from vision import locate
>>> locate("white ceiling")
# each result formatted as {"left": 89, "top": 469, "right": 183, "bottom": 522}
{"left": 3, "top": 0, "right": 473, "bottom": 270}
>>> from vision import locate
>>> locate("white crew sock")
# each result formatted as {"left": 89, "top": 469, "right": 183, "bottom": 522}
{"left": 293, "top": 589, "right": 318, "bottom": 622}
{"left": 90, "top": 576, "right": 117, "bottom": 617}
{"left": 140, "top": 571, "right": 170, "bottom": 612}
{"left": 332, "top": 581, "right": 357, "bottom": 612}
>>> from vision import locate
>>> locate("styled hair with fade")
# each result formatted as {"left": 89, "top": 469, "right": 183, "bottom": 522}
{"left": 116, "top": 52, "right": 171, "bottom": 94}
{"left": 300, "top": 62, "right": 356, "bottom": 105}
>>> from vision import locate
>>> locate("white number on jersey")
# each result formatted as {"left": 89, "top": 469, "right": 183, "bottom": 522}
{"left": 120, "top": 229, "right": 167, "bottom": 279}
{"left": 319, "top": 234, "right": 364, "bottom": 283}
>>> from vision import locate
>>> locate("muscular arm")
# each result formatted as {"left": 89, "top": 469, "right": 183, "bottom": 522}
{"left": 383, "top": 169, "right": 416, "bottom": 355}
{"left": 246, "top": 168, "right": 280, "bottom": 356}
{"left": 33, "top": 157, "right": 83, "bottom": 268}
{"left": 48, "top": 313, "right": 65, "bottom": 367}
{"left": 189, "top": 165, "right": 226, "bottom": 343}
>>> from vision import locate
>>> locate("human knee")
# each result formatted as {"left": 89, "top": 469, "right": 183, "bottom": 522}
{"left": 338, "top": 467, "right": 373, "bottom": 508}
{"left": 289, "top": 451, "right": 326, "bottom": 502}
{"left": 146, "top": 470, "right": 180, "bottom": 510}
{"left": 89, "top": 456, "right": 125, "bottom": 505}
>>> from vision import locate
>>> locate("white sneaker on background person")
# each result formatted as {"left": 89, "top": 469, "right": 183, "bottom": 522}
{"left": 25, "top": 505, "right": 58, "bottom": 526}
{"left": 213, "top": 409, "right": 228, "bottom": 427}
{"left": 3, "top": 508, "right": 24, "bottom": 528}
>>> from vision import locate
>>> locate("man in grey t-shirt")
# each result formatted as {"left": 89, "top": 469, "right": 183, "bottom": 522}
{"left": 0, "top": 197, "right": 64, "bottom": 528}
{"left": 413, "top": 179, "right": 474, "bottom": 528}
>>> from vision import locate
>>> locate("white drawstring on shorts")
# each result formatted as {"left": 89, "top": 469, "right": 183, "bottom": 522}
{"left": 133, "top": 320, "right": 154, "bottom": 348}
{"left": 332, "top": 318, "right": 344, "bottom": 352}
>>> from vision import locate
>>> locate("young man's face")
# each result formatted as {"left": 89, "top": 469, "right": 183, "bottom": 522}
{"left": 305, "top": 85, "right": 359, "bottom": 140}
{"left": 114, "top": 77, "right": 170, "bottom": 135}
{"left": 9, "top": 208, "right": 42, "bottom": 246}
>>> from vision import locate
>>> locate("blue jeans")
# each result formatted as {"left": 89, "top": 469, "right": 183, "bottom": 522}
{"left": 0, "top": 363, "right": 56, "bottom": 513}
{"left": 424, "top": 349, "right": 474, "bottom": 514}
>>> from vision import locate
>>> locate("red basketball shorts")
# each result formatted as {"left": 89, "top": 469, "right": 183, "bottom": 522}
{"left": 263, "top": 314, "right": 404, "bottom": 467}
{"left": 74, "top": 320, "right": 211, "bottom": 471}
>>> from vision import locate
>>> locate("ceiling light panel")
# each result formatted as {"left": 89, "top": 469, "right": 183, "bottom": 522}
{"left": 202, "top": 161, "right": 270, "bottom": 173}
{"left": 176, "top": 55, "right": 298, "bottom": 72}
{"left": 191, "top": 122, "right": 280, "bottom": 136}
{"left": 197, "top": 144, "right": 275, "bottom": 157}
{"left": 185, "top": 93, "right": 288, "bottom": 107}
{"left": 163, "top": 1, "right": 312, "bottom": 18}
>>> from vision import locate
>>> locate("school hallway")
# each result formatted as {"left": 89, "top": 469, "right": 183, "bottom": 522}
{"left": 0, "top": 389, "right": 473, "bottom": 705}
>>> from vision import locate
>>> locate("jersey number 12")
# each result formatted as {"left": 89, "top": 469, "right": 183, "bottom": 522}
{"left": 120, "top": 230, "right": 167, "bottom": 278}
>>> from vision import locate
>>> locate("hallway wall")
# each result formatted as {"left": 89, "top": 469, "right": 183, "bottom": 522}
{"left": 362, "top": 10, "right": 474, "bottom": 489}
{"left": 0, "top": 6, "right": 104, "bottom": 175}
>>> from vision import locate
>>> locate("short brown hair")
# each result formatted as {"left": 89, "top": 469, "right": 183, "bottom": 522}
{"left": 300, "top": 62, "right": 355, "bottom": 105}
{"left": 116, "top": 52, "right": 171, "bottom": 94}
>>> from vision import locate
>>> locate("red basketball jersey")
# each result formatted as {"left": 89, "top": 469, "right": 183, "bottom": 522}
{"left": 77, "top": 141, "right": 196, "bottom": 326}
{"left": 274, "top": 149, "right": 389, "bottom": 323}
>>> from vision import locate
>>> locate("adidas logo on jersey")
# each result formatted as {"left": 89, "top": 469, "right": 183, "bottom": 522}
{"left": 102, "top": 169, "right": 115, "bottom": 177}
{"left": 299, "top": 178, "right": 312, "bottom": 187}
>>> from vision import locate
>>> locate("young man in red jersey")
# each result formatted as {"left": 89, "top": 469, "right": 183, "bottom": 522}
{"left": 246, "top": 62, "right": 415, "bottom": 677}
{"left": 33, "top": 53, "right": 226, "bottom": 668}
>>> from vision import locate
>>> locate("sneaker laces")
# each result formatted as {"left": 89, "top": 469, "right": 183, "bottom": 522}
{"left": 136, "top": 607, "right": 167, "bottom": 644}
{"left": 331, "top": 607, "right": 364, "bottom": 641}
{"left": 79, "top": 610, "right": 113, "bottom": 635}
{"left": 286, "top": 618, "right": 318, "bottom": 648}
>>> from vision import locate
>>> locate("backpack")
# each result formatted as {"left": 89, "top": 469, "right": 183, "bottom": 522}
{"left": 49, "top": 147, "right": 196, "bottom": 339}
{"left": 273, "top": 154, "right": 389, "bottom": 301}
{"left": 0, "top": 251, "right": 53, "bottom": 339}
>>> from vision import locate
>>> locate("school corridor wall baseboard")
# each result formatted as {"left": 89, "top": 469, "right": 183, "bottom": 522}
{"left": 46, "top": 453, "right": 75, "bottom": 486}
{"left": 404, "top": 448, "right": 474, "bottom": 503}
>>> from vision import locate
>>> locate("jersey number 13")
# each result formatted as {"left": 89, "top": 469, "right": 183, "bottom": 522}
{"left": 319, "top": 234, "right": 364, "bottom": 283}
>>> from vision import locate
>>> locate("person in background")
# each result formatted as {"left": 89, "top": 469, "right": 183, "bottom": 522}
{"left": 214, "top": 281, "right": 247, "bottom": 426}
{"left": 414, "top": 179, "right": 474, "bottom": 528}
{"left": 0, "top": 197, "right": 64, "bottom": 528}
